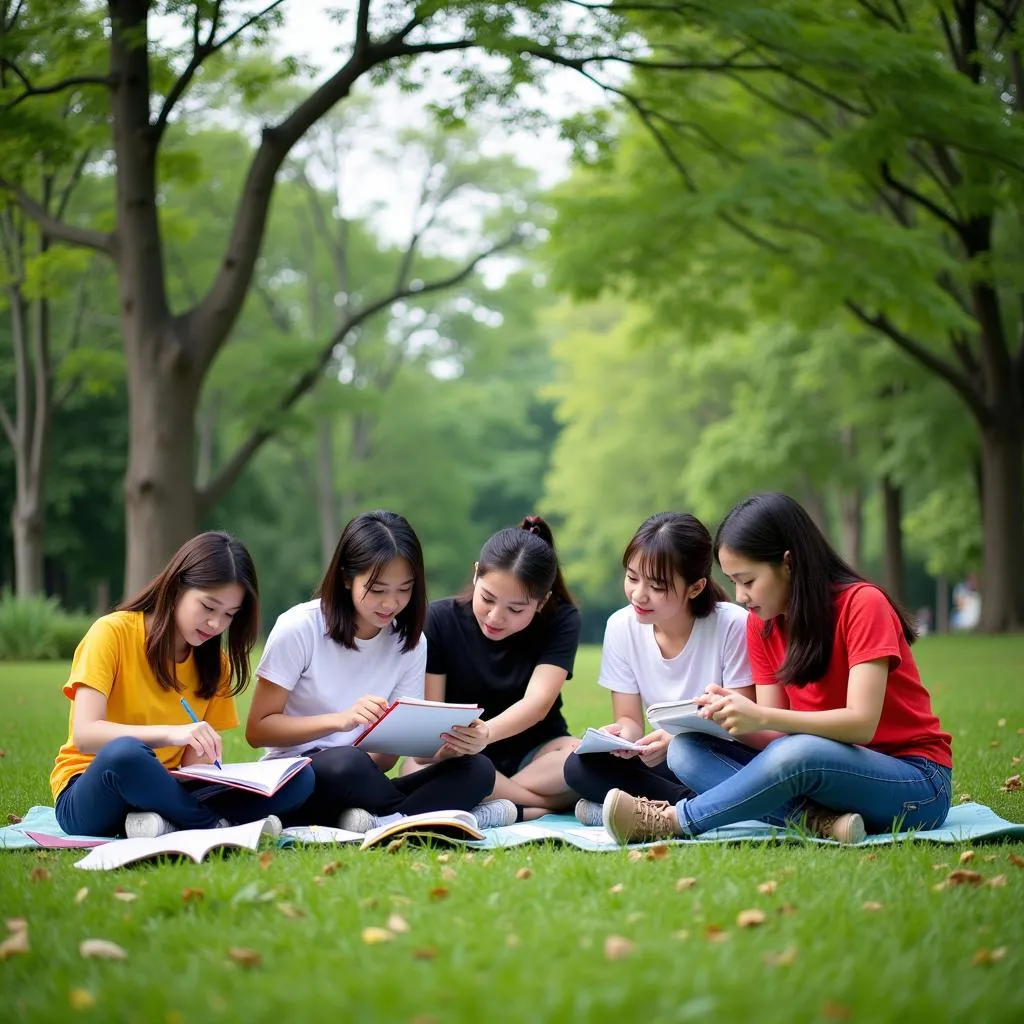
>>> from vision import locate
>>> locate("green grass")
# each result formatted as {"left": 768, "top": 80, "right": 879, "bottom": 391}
{"left": 2, "top": 637, "right": 1023, "bottom": 1023}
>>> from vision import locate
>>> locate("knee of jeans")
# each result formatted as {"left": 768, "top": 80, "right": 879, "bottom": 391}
{"left": 756, "top": 733, "right": 835, "bottom": 775}
{"left": 96, "top": 736, "right": 154, "bottom": 771}
{"left": 666, "top": 733, "right": 715, "bottom": 782}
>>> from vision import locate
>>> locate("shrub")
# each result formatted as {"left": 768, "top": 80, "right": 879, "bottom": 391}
{"left": 52, "top": 613, "right": 94, "bottom": 659}
{"left": 0, "top": 591, "right": 59, "bottom": 660}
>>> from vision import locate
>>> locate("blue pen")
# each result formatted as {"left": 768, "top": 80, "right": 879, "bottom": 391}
{"left": 180, "top": 696, "right": 222, "bottom": 769}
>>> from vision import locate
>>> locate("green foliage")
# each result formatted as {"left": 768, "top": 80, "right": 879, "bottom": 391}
{"left": 0, "top": 591, "right": 58, "bottom": 660}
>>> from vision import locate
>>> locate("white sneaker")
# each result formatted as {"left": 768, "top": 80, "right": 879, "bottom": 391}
{"left": 125, "top": 812, "right": 177, "bottom": 839}
{"left": 470, "top": 799, "right": 517, "bottom": 829}
{"left": 337, "top": 808, "right": 402, "bottom": 834}
{"left": 260, "top": 815, "right": 283, "bottom": 839}
{"left": 574, "top": 798, "right": 603, "bottom": 826}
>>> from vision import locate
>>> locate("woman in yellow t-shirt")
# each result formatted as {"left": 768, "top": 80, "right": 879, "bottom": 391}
{"left": 51, "top": 532, "right": 314, "bottom": 839}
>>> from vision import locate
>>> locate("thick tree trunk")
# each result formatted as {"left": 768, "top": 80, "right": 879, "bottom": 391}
{"left": 935, "top": 575, "right": 950, "bottom": 634}
{"left": 976, "top": 421, "right": 1024, "bottom": 631}
{"left": 880, "top": 476, "right": 904, "bottom": 603}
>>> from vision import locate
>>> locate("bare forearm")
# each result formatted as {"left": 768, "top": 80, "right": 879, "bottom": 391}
{"left": 246, "top": 712, "right": 344, "bottom": 748}
{"left": 485, "top": 700, "right": 552, "bottom": 744}
{"left": 614, "top": 717, "right": 645, "bottom": 742}
{"left": 758, "top": 707, "right": 877, "bottom": 745}
{"left": 73, "top": 720, "right": 177, "bottom": 753}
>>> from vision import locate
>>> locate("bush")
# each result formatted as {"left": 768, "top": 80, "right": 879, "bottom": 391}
{"left": 52, "top": 613, "right": 94, "bottom": 659}
{"left": 0, "top": 591, "right": 59, "bottom": 660}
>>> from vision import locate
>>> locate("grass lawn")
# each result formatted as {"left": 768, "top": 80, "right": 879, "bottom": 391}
{"left": 1, "top": 636, "right": 1023, "bottom": 1023}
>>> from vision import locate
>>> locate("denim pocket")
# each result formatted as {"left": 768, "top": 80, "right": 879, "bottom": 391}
{"left": 900, "top": 762, "right": 952, "bottom": 830}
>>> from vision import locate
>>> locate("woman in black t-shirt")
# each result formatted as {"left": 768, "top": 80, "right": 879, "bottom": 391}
{"left": 401, "top": 516, "right": 582, "bottom": 822}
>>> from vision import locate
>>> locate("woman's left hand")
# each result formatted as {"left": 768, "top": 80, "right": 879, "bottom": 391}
{"left": 696, "top": 685, "right": 766, "bottom": 736}
{"left": 439, "top": 718, "right": 490, "bottom": 757}
{"left": 635, "top": 729, "right": 672, "bottom": 767}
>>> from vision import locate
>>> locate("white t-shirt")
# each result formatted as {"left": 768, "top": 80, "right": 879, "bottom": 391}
{"left": 597, "top": 601, "right": 752, "bottom": 709}
{"left": 255, "top": 599, "right": 427, "bottom": 759}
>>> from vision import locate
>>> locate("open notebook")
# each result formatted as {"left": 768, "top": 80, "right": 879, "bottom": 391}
{"left": 354, "top": 698, "right": 482, "bottom": 758}
{"left": 171, "top": 756, "right": 310, "bottom": 795}
{"left": 360, "top": 809, "right": 484, "bottom": 850}
{"left": 646, "top": 699, "right": 735, "bottom": 742}
{"left": 574, "top": 728, "right": 643, "bottom": 755}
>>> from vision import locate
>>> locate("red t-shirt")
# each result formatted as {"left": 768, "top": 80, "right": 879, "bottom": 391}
{"left": 746, "top": 583, "right": 952, "bottom": 768}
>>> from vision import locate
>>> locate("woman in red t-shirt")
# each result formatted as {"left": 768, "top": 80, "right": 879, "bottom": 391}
{"left": 601, "top": 492, "right": 953, "bottom": 846}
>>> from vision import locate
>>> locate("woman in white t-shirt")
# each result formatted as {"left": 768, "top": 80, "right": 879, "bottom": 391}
{"left": 245, "top": 510, "right": 494, "bottom": 832}
{"left": 564, "top": 512, "right": 753, "bottom": 823}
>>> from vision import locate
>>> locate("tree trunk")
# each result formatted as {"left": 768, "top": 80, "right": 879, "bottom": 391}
{"left": 935, "top": 575, "right": 950, "bottom": 635}
{"left": 881, "top": 475, "right": 905, "bottom": 603}
{"left": 839, "top": 486, "right": 862, "bottom": 570}
{"left": 802, "top": 486, "right": 829, "bottom": 537}
{"left": 976, "top": 421, "right": 1024, "bottom": 631}
{"left": 316, "top": 417, "right": 338, "bottom": 569}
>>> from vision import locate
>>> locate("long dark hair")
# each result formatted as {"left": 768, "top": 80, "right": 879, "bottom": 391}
{"left": 119, "top": 531, "right": 259, "bottom": 699}
{"left": 623, "top": 512, "right": 728, "bottom": 618}
{"left": 464, "top": 515, "right": 574, "bottom": 616}
{"left": 714, "top": 492, "right": 916, "bottom": 685}
{"left": 317, "top": 510, "right": 426, "bottom": 653}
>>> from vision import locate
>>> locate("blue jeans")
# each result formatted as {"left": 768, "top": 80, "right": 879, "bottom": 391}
{"left": 666, "top": 732, "right": 952, "bottom": 837}
{"left": 55, "top": 737, "right": 315, "bottom": 837}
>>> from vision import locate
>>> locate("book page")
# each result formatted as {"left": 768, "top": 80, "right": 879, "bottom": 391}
{"left": 172, "top": 756, "right": 308, "bottom": 794}
{"left": 281, "top": 825, "right": 364, "bottom": 845}
{"left": 355, "top": 702, "right": 483, "bottom": 757}
{"left": 646, "top": 702, "right": 735, "bottom": 742}
{"left": 575, "top": 728, "right": 644, "bottom": 756}
{"left": 74, "top": 820, "right": 266, "bottom": 871}
{"left": 361, "top": 810, "right": 483, "bottom": 849}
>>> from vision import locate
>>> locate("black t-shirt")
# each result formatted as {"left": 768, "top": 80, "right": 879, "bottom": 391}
{"left": 425, "top": 596, "right": 581, "bottom": 768}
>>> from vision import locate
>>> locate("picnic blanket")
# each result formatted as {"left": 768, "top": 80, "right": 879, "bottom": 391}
{"left": 3, "top": 801, "right": 1023, "bottom": 852}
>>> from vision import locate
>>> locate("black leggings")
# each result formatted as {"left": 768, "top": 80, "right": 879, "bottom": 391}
{"left": 289, "top": 747, "right": 496, "bottom": 826}
{"left": 563, "top": 751, "right": 692, "bottom": 805}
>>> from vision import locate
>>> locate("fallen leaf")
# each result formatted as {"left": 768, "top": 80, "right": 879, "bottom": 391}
{"left": 275, "top": 902, "right": 305, "bottom": 919}
{"left": 311, "top": 876, "right": 324, "bottom": 886}
{"left": 515, "top": 868, "right": 532, "bottom": 880}
{"left": 960, "top": 850, "right": 975, "bottom": 864}
{"left": 409, "top": 861, "right": 425, "bottom": 873}
{"left": 68, "top": 990, "right": 95, "bottom": 1011}
{"left": 947, "top": 869, "right": 984, "bottom": 886}
{"left": 704, "top": 925, "right": 729, "bottom": 943}
{"left": 6, "top": 813, "right": 21, "bottom": 824}
{"left": 387, "top": 914, "right": 410, "bottom": 934}
{"left": 429, "top": 886, "right": 450, "bottom": 901}
{"left": 932, "top": 881, "right": 949, "bottom": 892}
{"left": 627, "top": 849, "right": 643, "bottom": 862}
{"left": 1001, "top": 774, "right": 1021, "bottom": 792}
{"left": 385, "top": 838, "right": 405, "bottom": 852}
{"left": 757, "top": 880, "right": 778, "bottom": 895}
{"left": 983, "top": 855, "right": 998, "bottom": 862}
{"left": 79, "top": 939, "right": 127, "bottom": 961}
{"left": 762, "top": 946, "right": 798, "bottom": 967}
{"left": 440, "top": 867, "right": 457, "bottom": 881}
{"left": 670, "top": 929, "right": 690, "bottom": 941}
{"left": 626, "top": 911, "right": 645, "bottom": 924}
{"left": 506, "top": 934, "right": 520, "bottom": 947}
{"left": 0, "top": 926, "right": 29, "bottom": 960}
{"left": 862, "top": 901, "right": 884, "bottom": 912}
{"left": 997, "top": 718, "right": 1007, "bottom": 727}
{"left": 646, "top": 844, "right": 669, "bottom": 860}
{"left": 181, "top": 888, "right": 205, "bottom": 903}
{"left": 390, "top": 894, "right": 412, "bottom": 907}
{"left": 227, "top": 947, "right": 262, "bottom": 969}
{"left": 972, "top": 946, "right": 1007, "bottom": 966}
{"left": 861, "top": 853, "right": 877, "bottom": 861}
{"left": 5, "top": 918, "right": 26, "bottom": 932}
{"left": 737, "top": 908, "right": 766, "bottom": 928}
{"left": 608, "top": 883, "right": 624, "bottom": 894}
{"left": 362, "top": 927, "right": 394, "bottom": 945}
{"left": 0, "top": 749, "right": 5, "bottom": 757}
{"left": 675, "top": 877, "right": 697, "bottom": 891}
{"left": 987, "top": 874, "right": 1008, "bottom": 888}
{"left": 413, "top": 946, "right": 438, "bottom": 960}
{"left": 604, "top": 935, "right": 634, "bottom": 960}
{"left": 74, "top": 887, "right": 89, "bottom": 904}
{"left": 957, "top": 794, "right": 973, "bottom": 804}
{"left": 112, "top": 889, "right": 137, "bottom": 902}
{"left": 360, "top": 897, "right": 380, "bottom": 910}
{"left": 989, "top": 740, "right": 1001, "bottom": 748}
{"left": 258, "top": 850, "right": 274, "bottom": 870}
{"left": 321, "top": 861, "right": 343, "bottom": 876}
{"left": 1012, "top": 756, "right": 1022, "bottom": 767}
{"left": 822, "top": 1002, "right": 851, "bottom": 1020}
{"left": 932, "top": 863, "right": 949, "bottom": 872}
{"left": 778, "top": 903, "right": 798, "bottom": 916}
{"left": 436, "top": 853, "right": 450, "bottom": 864}
{"left": 481, "top": 855, "right": 494, "bottom": 867}
{"left": 30, "top": 866, "right": 50, "bottom": 883}
{"left": 462, "top": 853, "right": 474, "bottom": 862}
{"left": 1008, "top": 854, "right": 1024, "bottom": 868}
{"left": 1018, "top": 728, "right": 1024, "bottom": 735}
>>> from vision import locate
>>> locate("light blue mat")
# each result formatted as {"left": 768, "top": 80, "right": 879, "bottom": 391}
{"left": 3, "top": 801, "right": 1023, "bottom": 851}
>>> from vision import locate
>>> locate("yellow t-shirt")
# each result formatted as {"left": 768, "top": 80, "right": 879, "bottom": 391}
{"left": 50, "top": 610, "right": 239, "bottom": 799}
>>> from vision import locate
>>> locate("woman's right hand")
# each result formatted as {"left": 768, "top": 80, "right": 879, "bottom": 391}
{"left": 166, "top": 721, "right": 223, "bottom": 764}
{"left": 600, "top": 722, "right": 640, "bottom": 759}
{"left": 336, "top": 695, "right": 389, "bottom": 732}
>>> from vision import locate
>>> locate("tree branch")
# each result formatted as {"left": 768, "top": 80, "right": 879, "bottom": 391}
{"left": 0, "top": 60, "right": 112, "bottom": 113}
{"left": 196, "top": 234, "right": 519, "bottom": 515}
{"left": 879, "top": 161, "right": 965, "bottom": 235}
{"left": 355, "top": 0, "right": 372, "bottom": 50}
{"left": 853, "top": 0, "right": 905, "bottom": 30}
{"left": 845, "top": 300, "right": 990, "bottom": 422}
{"left": 0, "top": 177, "right": 113, "bottom": 253}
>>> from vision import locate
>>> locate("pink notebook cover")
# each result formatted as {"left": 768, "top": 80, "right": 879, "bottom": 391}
{"left": 25, "top": 832, "right": 109, "bottom": 849}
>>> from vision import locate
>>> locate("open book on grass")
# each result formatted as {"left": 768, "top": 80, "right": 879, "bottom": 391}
{"left": 646, "top": 699, "right": 736, "bottom": 742}
{"left": 171, "top": 756, "right": 310, "bottom": 795}
{"left": 360, "top": 809, "right": 484, "bottom": 850}
{"left": 354, "top": 698, "right": 482, "bottom": 758}
{"left": 575, "top": 727, "right": 644, "bottom": 756}
{"left": 74, "top": 819, "right": 270, "bottom": 871}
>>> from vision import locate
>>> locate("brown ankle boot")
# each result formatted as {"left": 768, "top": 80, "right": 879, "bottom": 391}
{"left": 803, "top": 808, "right": 866, "bottom": 845}
{"left": 602, "top": 789, "right": 683, "bottom": 845}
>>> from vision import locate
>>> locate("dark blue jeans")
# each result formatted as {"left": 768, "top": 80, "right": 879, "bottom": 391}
{"left": 55, "top": 737, "right": 315, "bottom": 837}
{"left": 666, "top": 732, "right": 952, "bottom": 837}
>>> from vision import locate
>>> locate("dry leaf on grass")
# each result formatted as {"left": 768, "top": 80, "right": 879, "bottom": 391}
{"left": 462, "top": 853, "right": 474, "bottom": 862}
{"left": 608, "top": 883, "right": 624, "bottom": 894}
{"left": 1008, "top": 854, "right": 1024, "bottom": 868}
{"left": 112, "top": 888, "right": 137, "bottom": 903}
{"left": 821, "top": 1001, "right": 852, "bottom": 1020}
{"left": 413, "top": 946, "right": 438, "bottom": 960}
{"left": 982, "top": 855, "right": 998, "bottom": 862}
{"left": 1012, "top": 757, "right": 1022, "bottom": 767}
{"left": 481, "top": 855, "right": 495, "bottom": 867}
{"left": 68, "top": 990, "right": 95, "bottom": 1011}
{"left": 360, "top": 897, "right": 380, "bottom": 910}
{"left": 762, "top": 946, "right": 798, "bottom": 967}
{"left": 947, "top": 869, "right": 984, "bottom": 886}
{"left": 675, "top": 877, "right": 697, "bottom": 891}
{"left": 604, "top": 935, "right": 634, "bottom": 960}
{"left": 387, "top": 914, "right": 410, "bottom": 934}
{"left": 989, "top": 740, "right": 1002, "bottom": 748}
{"left": 515, "top": 868, "right": 532, "bottom": 880}
{"left": 862, "top": 901, "right": 884, "bottom": 912}
{"left": 1001, "top": 774, "right": 1022, "bottom": 792}
{"left": 646, "top": 844, "right": 670, "bottom": 861}
{"left": 258, "top": 851, "right": 274, "bottom": 870}
{"left": 959, "top": 850, "right": 975, "bottom": 864}
{"left": 385, "top": 838, "right": 405, "bottom": 852}
{"left": 0, "top": 922, "right": 29, "bottom": 960}
{"left": 972, "top": 947, "right": 1007, "bottom": 966}
{"left": 997, "top": 718, "right": 1007, "bottom": 727}
{"left": 227, "top": 947, "right": 263, "bottom": 969}
{"left": 737, "top": 909, "right": 766, "bottom": 928}
{"left": 30, "top": 866, "right": 50, "bottom": 883}
{"left": 74, "top": 887, "right": 89, "bottom": 904}
{"left": 362, "top": 927, "right": 394, "bottom": 945}
{"left": 276, "top": 902, "right": 305, "bottom": 919}
{"left": 958, "top": 794, "right": 973, "bottom": 804}
{"left": 704, "top": 925, "right": 729, "bottom": 943}
{"left": 987, "top": 874, "right": 1008, "bottom": 888}
{"left": 671, "top": 929, "right": 690, "bottom": 941}
{"left": 777, "top": 903, "right": 798, "bottom": 916}
{"left": 626, "top": 850, "right": 643, "bottom": 862}
{"left": 181, "top": 888, "right": 205, "bottom": 903}
{"left": 757, "top": 880, "right": 778, "bottom": 895}
{"left": 440, "top": 867, "right": 457, "bottom": 882}
{"left": 6, "top": 813, "right": 21, "bottom": 824}
{"left": 390, "top": 894, "right": 412, "bottom": 907}
{"left": 321, "top": 860, "right": 343, "bottom": 876}
{"left": 436, "top": 853, "right": 450, "bottom": 864}
{"left": 79, "top": 939, "right": 127, "bottom": 961}
{"left": 429, "top": 886, "right": 450, "bottom": 901}
{"left": 862, "top": 853, "right": 877, "bottom": 862}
